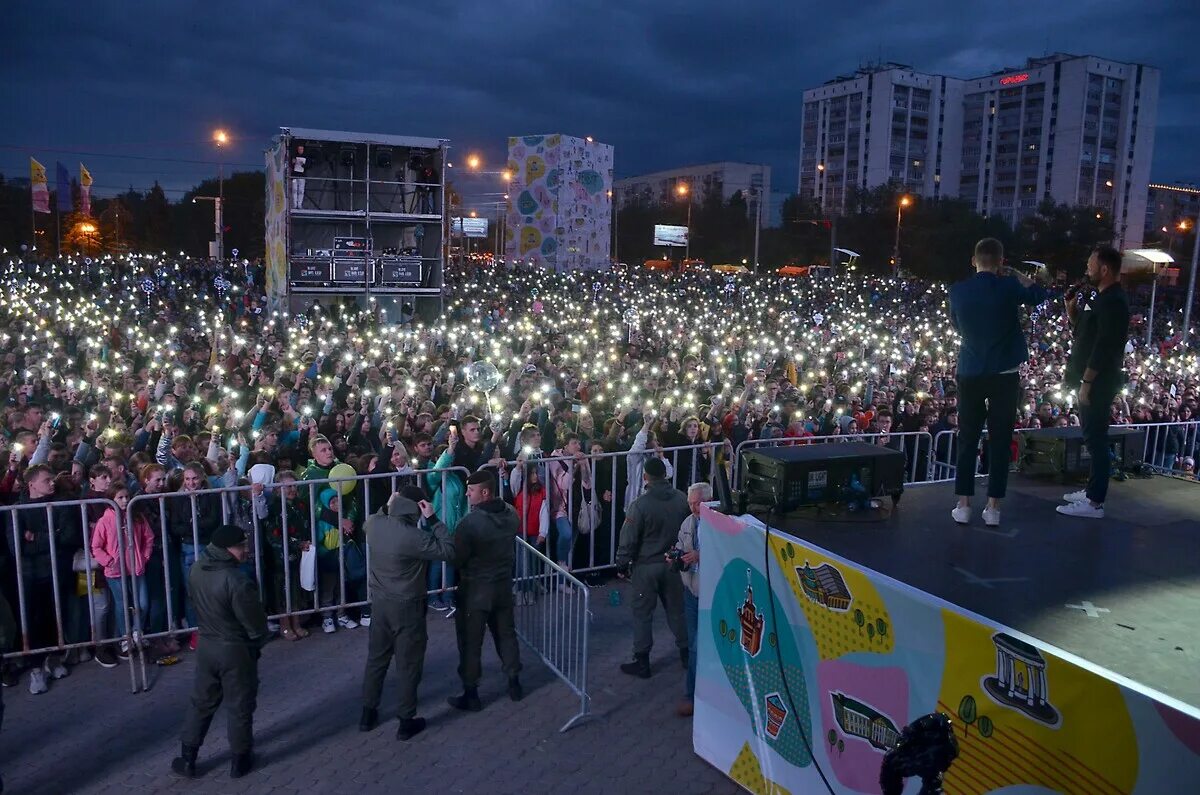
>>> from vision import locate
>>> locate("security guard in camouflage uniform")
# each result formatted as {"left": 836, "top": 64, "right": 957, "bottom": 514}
{"left": 615, "top": 457, "right": 691, "bottom": 678}
{"left": 446, "top": 470, "right": 523, "bottom": 712}
{"left": 171, "top": 524, "right": 268, "bottom": 780}
{"left": 358, "top": 486, "right": 455, "bottom": 740}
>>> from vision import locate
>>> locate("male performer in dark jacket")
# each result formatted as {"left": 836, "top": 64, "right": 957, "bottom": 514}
{"left": 615, "top": 457, "right": 691, "bottom": 678}
{"left": 171, "top": 524, "right": 268, "bottom": 780}
{"left": 359, "top": 486, "right": 455, "bottom": 739}
{"left": 1058, "top": 245, "right": 1130, "bottom": 519}
{"left": 447, "top": 470, "right": 523, "bottom": 711}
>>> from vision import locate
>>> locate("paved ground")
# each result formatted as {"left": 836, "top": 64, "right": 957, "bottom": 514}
{"left": 1, "top": 580, "right": 740, "bottom": 794}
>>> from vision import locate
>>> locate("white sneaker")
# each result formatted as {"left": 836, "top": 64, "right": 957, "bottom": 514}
{"left": 28, "top": 667, "right": 48, "bottom": 695}
{"left": 322, "top": 617, "right": 336, "bottom": 634}
{"left": 951, "top": 505, "right": 970, "bottom": 524}
{"left": 337, "top": 615, "right": 358, "bottom": 630}
{"left": 982, "top": 508, "right": 1000, "bottom": 527}
{"left": 359, "top": 614, "right": 372, "bottom": 627}
{"left": 1062, "top": 489, "right": 1088, "bottom": 503}
{"left": 1056, "top": 501, "right": 1104, "bottom": 519}
{"left": 267, "top": 620, "right": 280, "bottom": 634}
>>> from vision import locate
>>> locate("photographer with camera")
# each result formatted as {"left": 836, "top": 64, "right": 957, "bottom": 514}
{"left": 669, "top": 482, "right": 710, "bottom": 717}
{"left": 615, "top": 457, "right": 690, "bottom": 680}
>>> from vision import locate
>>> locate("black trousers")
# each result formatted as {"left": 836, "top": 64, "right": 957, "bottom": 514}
{"left": 454, "top": 583, "right": 521, "bottom": 689}
{"left": 955, "top": 372, "right": 1020, "bottom": 499}
{"left": 361, "top": 596, "right": 428, "bottom": 719}
{"left": 1080, "top": 383, "right": 1119, "bottom": 504}
{"left": 180, "top": 641, "right": 259, "bottom": 755}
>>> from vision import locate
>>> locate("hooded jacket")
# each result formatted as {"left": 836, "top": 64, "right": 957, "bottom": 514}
{"left": 615, "top": 478, "right": 690, "bottom": 567}
{"left": 90, "top": 506, "right": 155, "bottom": 579}
{"left": 188, "top": 543, "right": 269, "bottom": 649}
{"left": 363, "top": 494, "right": 455, "bottom": 602}
{"left": 454, "top": 498, "right": 519, "bottom": 602}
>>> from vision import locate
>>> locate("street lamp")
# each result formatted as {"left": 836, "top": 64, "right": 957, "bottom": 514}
{"left": 466, "top": 154, "right": 482, "bottom": 171}
{"left": 212, "top": 128, "right": 229, "bottom": 260}
{"left": 893, "top": 195, "right": 912, "bottom": 272}
{"left": 193, "top": 196, "right": 223, "bottom": 260}
{"left": 677, "top": 181, "right": 692, "bottom": 261}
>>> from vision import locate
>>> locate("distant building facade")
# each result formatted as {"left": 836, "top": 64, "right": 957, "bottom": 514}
{"left": 614, "top": 162, "right": 771, "bottom": 230}
{"left": 799, "top": 53, "right": 1159, "bottom": 248}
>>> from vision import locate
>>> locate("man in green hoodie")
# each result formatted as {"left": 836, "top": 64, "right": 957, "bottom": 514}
{"left": 171, "top": 524, "right": 268, "bottom": 781}
{"left": 358, "top": 486, "right": 455, "bottom": 740}
{"left": 446, "top": 470, "right": 523, "bottom": 712}
{"left": 615, "top": 457, "right": 690, "bottom": 678}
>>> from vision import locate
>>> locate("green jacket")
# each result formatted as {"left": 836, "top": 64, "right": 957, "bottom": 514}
{"left": 454, "top": 498, "right": 519, "bottom": 593}
{"left": 189, "top": 544, "right": 269, "bottom": 649}
{"left": 425, "top": 449, "right": 466, "bottom": 532}
{"left": 364, "top": 494, "right": 455, "bottom": 602}
{"left": 616, "top": 479, "right": 690, "bottom": 567}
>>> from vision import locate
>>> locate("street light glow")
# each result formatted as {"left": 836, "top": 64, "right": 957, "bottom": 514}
{"left": 213, "top": 129, "right": 228, "bottom": 146}
{"left": 676, "top": 183, "right": 689, "bottom": 197}
{"left": 80, "top": 223, "right": 96, "bottom": 234}
{"left": 467, "top": 154, "right": 481, "bottom": 170}
{"left": 899, "top": 195, "right": 912, "bottom": 207}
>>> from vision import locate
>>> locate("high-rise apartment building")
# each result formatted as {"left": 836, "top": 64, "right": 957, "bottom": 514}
{"left": 799, "top": 54, "right": 1159, "bottom": 248}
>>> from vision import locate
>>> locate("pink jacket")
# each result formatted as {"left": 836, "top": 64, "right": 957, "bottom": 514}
{"left": 549, "top": 450, "right": 590, "bottom": 521}
{"left": 90, "top": 507, "right": 155, "bottom": 579}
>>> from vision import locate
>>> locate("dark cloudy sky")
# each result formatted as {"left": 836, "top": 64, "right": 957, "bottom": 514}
{"left": 2, "top": 0, "right": 1197, "bottom": 215}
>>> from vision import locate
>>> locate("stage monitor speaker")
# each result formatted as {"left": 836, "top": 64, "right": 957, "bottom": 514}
{"left": 740, "top": 442, "right": 906, "bottom": 510}
{"left": 1016, "top": 426, "right": 1144, "bottom": 478}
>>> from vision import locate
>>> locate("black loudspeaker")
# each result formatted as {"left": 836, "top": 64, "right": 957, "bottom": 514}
{"left": 1016, "top": 426, "right": 1144, "bottom": 478}
{"left": 740, "top": 442, "right": 906, "bottom": 510}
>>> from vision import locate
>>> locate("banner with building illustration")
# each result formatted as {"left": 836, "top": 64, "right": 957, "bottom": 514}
{"left": 693, "top": 506, "right": 1200, "bottom": 794}
{"left": 264, "top": 141, "right": 288, "bottom": 315}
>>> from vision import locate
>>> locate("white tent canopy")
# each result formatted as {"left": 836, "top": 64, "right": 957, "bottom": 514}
{"left": 1122, "top": 248, "right": 1175, "bottom": 275}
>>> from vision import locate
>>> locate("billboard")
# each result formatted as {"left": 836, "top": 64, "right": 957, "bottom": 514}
{"left": 453, "top": 217, "right": 489, "bottom": 238}
{"left": 654, "top": 224, "right": 688, "bottom": 247}
{"left": 693, "top": 507, "right": 1200, "bottom": 794}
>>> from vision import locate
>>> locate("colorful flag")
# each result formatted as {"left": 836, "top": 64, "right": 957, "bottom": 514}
{"left": 80, "top": 163, "right": 93, "bottom": 216}
{"left": 55, "top": 161, "right": 72, "bottom": 212}
{"left": 31, "top": 158, "right": 50, "bottom": 213}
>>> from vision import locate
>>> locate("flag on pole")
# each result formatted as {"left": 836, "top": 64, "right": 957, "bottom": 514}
{"left": 80, "top": 163, "right": 93, "bottom": 216}
{"left": 55, "top": 161, "right": 72, "bottom": 212}
{"left": 31, "top": 158, "right": 50, "bottom": 213}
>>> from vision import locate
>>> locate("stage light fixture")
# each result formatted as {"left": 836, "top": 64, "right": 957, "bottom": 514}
{"left": 376, "top": 147, "right": 393, "bottom": 169}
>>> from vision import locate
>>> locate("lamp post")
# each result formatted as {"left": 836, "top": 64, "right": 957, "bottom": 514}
{"left": 193, "top": 196, "right": 222, "bottom": 260}
{"left": 213, "top": 129, "right": 229, "bottom": 260}
{"left": 893, "top": 194, "right": 912, "bottom": 273}
{"left": 677, "top": 181, "right": 692, "bottom": 261}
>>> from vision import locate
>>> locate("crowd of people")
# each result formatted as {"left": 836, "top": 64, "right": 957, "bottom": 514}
{"left": 0, "top": 249, "right": 1197, "bottom": 710}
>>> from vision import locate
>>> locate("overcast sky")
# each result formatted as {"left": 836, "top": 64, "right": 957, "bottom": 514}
{"left": 2, "top": 0, "right": 1197, "bottom": 213}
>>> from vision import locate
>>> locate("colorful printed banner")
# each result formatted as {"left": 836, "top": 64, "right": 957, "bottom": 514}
{"left": 55, "top": 161, "right": 72, "bottom": 212}
{"left": 263, "top": 142, "right": 288, "bottom": 315}
{"left": 30, "top": 158, "right": 50, "bottom": 214}
{"left": 693, "top": 506, "right": 1200, "bottom": 794}
{"left": 80, "top": 163, "right": 93, "bottom": 216}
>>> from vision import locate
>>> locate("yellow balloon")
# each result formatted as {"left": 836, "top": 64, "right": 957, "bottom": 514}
{"left": 328, "top": 463, "right": 357, "bottom": 495}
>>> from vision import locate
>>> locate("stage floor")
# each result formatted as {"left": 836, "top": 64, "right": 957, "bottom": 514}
{"left": 752, "top": 473, "right": 1200, "bottom": 708}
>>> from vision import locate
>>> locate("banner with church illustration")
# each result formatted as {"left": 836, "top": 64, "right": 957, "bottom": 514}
{"left": 693, "top": 506, "right": 1200, "bottom": 794}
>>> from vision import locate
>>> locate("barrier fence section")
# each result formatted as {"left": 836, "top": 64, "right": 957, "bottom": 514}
{"left": 512, "top": 536, "right": 592, "bottom": 732}
{"left": 1, "top": 497, "right": 140, "bottom": 693}
{"left": 928, "top": 420, "right": 1200, "bottom": 483}
{"left": 480, "top": 442, "right": 724, "bottom": 577}
{"left": 123, "top": 465, "right": 469, "bottom": 692}
{"left": 732, "top": 431, "right": 935, "bottom": 491}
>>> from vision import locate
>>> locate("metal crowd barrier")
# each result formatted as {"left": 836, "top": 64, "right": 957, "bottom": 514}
{"left": 733, "top": 431, "right": 935, "bottom": 490}
{"left": 928, "top": 420, "right": 1200, "bottom": 483}
{"left": 512, "top": 536, "right": 593, "bottom": 732}
{"left": 480, "top": 442, "right": 723, "bottom": 576}
{"left": 1, "top": 497, "right": 140, "bottom": 694}
{"left": 123, "top": 465, "right": 469, "bottom": 692}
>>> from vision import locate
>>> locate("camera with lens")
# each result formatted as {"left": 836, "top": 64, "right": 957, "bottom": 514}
{"left": 666, "top": 547, "right": 687, "bottom": 572}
